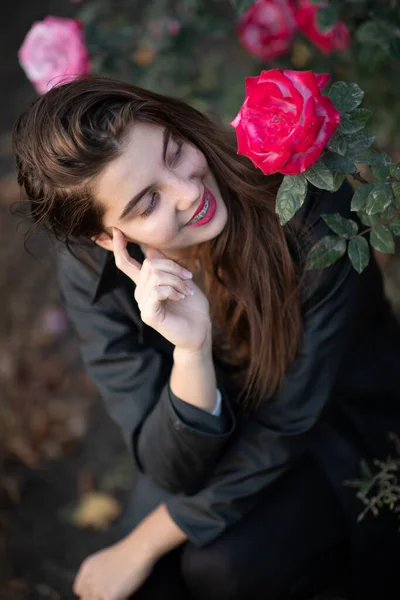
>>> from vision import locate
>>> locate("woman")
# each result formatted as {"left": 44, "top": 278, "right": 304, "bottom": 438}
{"left": 12, "top": 75, "right": 400, "bottom": 600}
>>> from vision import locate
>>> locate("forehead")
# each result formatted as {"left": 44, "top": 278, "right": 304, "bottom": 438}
{"left": 94, "top": 122, "right": 164, "bottom": 207}
{"left": 120, "top": 121, "right": 164, "bottom": 151}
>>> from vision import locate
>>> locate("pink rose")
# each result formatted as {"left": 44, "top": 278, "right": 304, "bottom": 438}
{"left": 295, "top": 0, "right": 350, "bottom": 54}
{"left": 230, "top": 69, "right": 340, "bottom": 175}
{"left": 18, "top": 16, "right": 90, "bottom": 95}
{"left": 237, "top": 0, "right": 297, "bottom": 61}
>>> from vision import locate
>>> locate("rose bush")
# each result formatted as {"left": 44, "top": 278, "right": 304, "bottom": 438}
{"left": 237, "top": 0, "right": 297, "bottom": 61}
{"left": 230, "top": 68, "right": 340, "bottom": 175}
{"left": 295, "top": 0, "right": 350, "bottom": 54}
{"left": 18, "top": 16, "right": 90, "bottom": 95}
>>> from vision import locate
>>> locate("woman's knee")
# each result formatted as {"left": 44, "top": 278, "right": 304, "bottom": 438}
{"left": 180, "top": 542, "right": 242, "bottom": 600}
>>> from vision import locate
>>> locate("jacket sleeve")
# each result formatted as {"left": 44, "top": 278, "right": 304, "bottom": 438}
{"left": 56, "top": 247, "right": 235, "bottom": 495}
{"left": 165, "top": 184, "right": 365, "bottom": 547}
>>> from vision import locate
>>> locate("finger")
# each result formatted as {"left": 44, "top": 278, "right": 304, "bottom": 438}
{"left": 144, "top": 248, "right": 194, "bottom": 281}
{"left": 141, "top": 257, "right": 193, "bottom": 282}
{"left": 140, "top": 285, "right": 187, "bottom": 323}
{"left": 135, "top": 271, "right": 194, "bottom": 306}
{"left": 73, "top": 572, "right": 83, "bottom": 596}
{"left": 112, "top": 228, "right": 142, "bottom": 284}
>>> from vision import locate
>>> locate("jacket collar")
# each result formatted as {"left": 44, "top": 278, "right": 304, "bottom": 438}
{"left": 91, "top": 242, "right": 145, "bottom": 304}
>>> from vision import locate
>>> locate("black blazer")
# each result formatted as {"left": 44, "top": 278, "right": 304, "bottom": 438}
{"left": 56, "top": 182, "right": 400, "bottom": 547}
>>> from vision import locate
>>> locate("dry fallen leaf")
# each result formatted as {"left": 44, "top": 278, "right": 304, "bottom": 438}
{"left": 72, "top": 492, "right": 121, "bottom": 530}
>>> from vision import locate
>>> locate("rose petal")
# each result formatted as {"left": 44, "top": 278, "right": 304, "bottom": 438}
{"left": 258, "top": 70, "right": 305, "bottom": 121}
{"left": 232, "top": 117, "right": 253, "bottom": 155}
{"left": 244, "top": 75, "right": 264, "bottom": 97}
{"left": 283, "top": 70, "right": 321, "bottom": 105}
{"left": 258, "top": 150, "right": 292, "bottom": 175}
{"left": 314, "top": 73, "right": 330, "bottom": 90}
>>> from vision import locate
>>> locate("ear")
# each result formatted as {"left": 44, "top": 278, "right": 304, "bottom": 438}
{"left": 91, "top": 232, "right": 114, "bottom": 252}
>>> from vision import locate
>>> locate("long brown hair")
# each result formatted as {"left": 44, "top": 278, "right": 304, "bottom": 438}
{"left": 12, "top": 75, "right": 307, "bottom": 409}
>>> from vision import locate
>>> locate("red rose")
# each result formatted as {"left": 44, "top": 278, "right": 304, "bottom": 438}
{"left": 230, "top": 69, "right": 340, "bottom": 175}
{"left": 237, "top": 0, "right": 297, "bottom": 61}
{"left": 295, "top": 0, "right": 350, "bottom": 54}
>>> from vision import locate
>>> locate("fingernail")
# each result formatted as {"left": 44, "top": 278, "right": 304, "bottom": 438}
{"left": 178, "top": 293, "right": 186, "bottom": 299}
{"left": 185, "top": 286, "right": 194, "bottom": 296}
{"left": 182, "top": 269, "right": 193, "bottom": 279}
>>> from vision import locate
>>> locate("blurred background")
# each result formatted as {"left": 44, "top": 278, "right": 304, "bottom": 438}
{"left": 1, "top": 0, "right": 400, "bottom": 597}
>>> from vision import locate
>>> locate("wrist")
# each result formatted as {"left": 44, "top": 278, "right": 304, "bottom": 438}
{"left": 174, "top": 326, "right": 213, "bottom": 359}
{"left": 124, "top": 504, "right": 188, "bottom": 563}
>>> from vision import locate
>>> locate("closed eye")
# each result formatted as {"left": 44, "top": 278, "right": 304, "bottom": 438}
{"left": 140, "top": 137, "right": 184, "bottom": 219}
{"left": 172, "top": 139, "right": 183, "bottom": 166}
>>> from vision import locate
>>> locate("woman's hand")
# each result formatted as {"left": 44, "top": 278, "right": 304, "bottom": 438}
{"left": 112, "top": 228, "right": 211, "bottom": 351}
{"left": 73, "top": 537, "right": 154, "bottom": 600}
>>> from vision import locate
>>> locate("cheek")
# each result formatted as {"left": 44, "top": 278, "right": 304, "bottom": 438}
{"left": 144, "top": 217, "right": 177, "bottom": 245}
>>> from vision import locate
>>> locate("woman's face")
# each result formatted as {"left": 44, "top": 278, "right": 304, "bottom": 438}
{"left": 92, "top": 121, "right": 228, "bottom": 257}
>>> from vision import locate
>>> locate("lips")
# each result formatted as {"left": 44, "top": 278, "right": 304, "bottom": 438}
{"left": 186, "top": 189, "right": 207, "bottom": 225}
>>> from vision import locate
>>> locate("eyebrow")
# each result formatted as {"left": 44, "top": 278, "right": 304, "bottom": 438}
{"left": 118, "top": 127, "right": 171, "bottom": 221}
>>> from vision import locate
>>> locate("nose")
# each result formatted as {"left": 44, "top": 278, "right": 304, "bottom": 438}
{"left": 166, "top": 174, "right": 202, "bottom": 214}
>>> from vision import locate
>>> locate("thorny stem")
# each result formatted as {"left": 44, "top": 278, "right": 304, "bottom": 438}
{"left": 350, "top": 171, "right": 370, "bottom": 185}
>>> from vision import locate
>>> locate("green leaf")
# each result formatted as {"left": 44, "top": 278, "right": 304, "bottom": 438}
{"left": 304, "top": 160, "right": 343, "bottom": 191}
{"left": 351, "top": 183, "right": 375, "bottom": 211}
{"left": 380, "top": 204, "right": 398, "bottom": 220}
{"left": 356, "top": 22, "right": 389, "bottom": 47}
{"left": 316, "top": 4, "right": 339, "bottom": 32}
{"left": 359, "top": 212, "right": 379, "bottom": 226}
{"left": 382, "top": 205, "right": 400, "bottom": 236}
{"left": 328, "top": 82, "right": 364, "bottom": 114}
{"left": 338, "top": 109, "right": 372, "bottom": 135}
{"left": 388, "top": 217, "right": 400, "bottom": 236}
{"left": 392, "top": 182, "right": 400, "bottom": 209}
{"left": 390, "top": 163, "right": 400, "bottom": 180}
{"left": 370, "top": 225, "right": 395, "bottom": 253}
{"left": 351, "top": 148, "right": 382, "bottom": 166}
{"left": 370, "top": 153, "right": 392, "bottom": 181}
{"left": 307, "top": 235, "right": 347, "bottom": 270}
{"left": 333, "top": 172, "right": 346, "bottom": 190}
{"left": 348, "top": 237, "right": 370, "bottom": 273}
{"left": 326, "top": 132, "right": 347, "bottom": 156}
{"left": 345, "top": 132, "right": 375, "bottom": 159}
{"left": 229, "top": 0, "right": 253, "bottom": 14}
{"left": 322, "top": 152, "right": 357, "bottom": 173}
{"left": 321, "top": 213, "right": 359, "bottom": 238}
{"left": 365, "top": 182, "right": 393, "bottom": 215}
{"left": 275, "top": 174, "right": 308, "bottom": 226}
